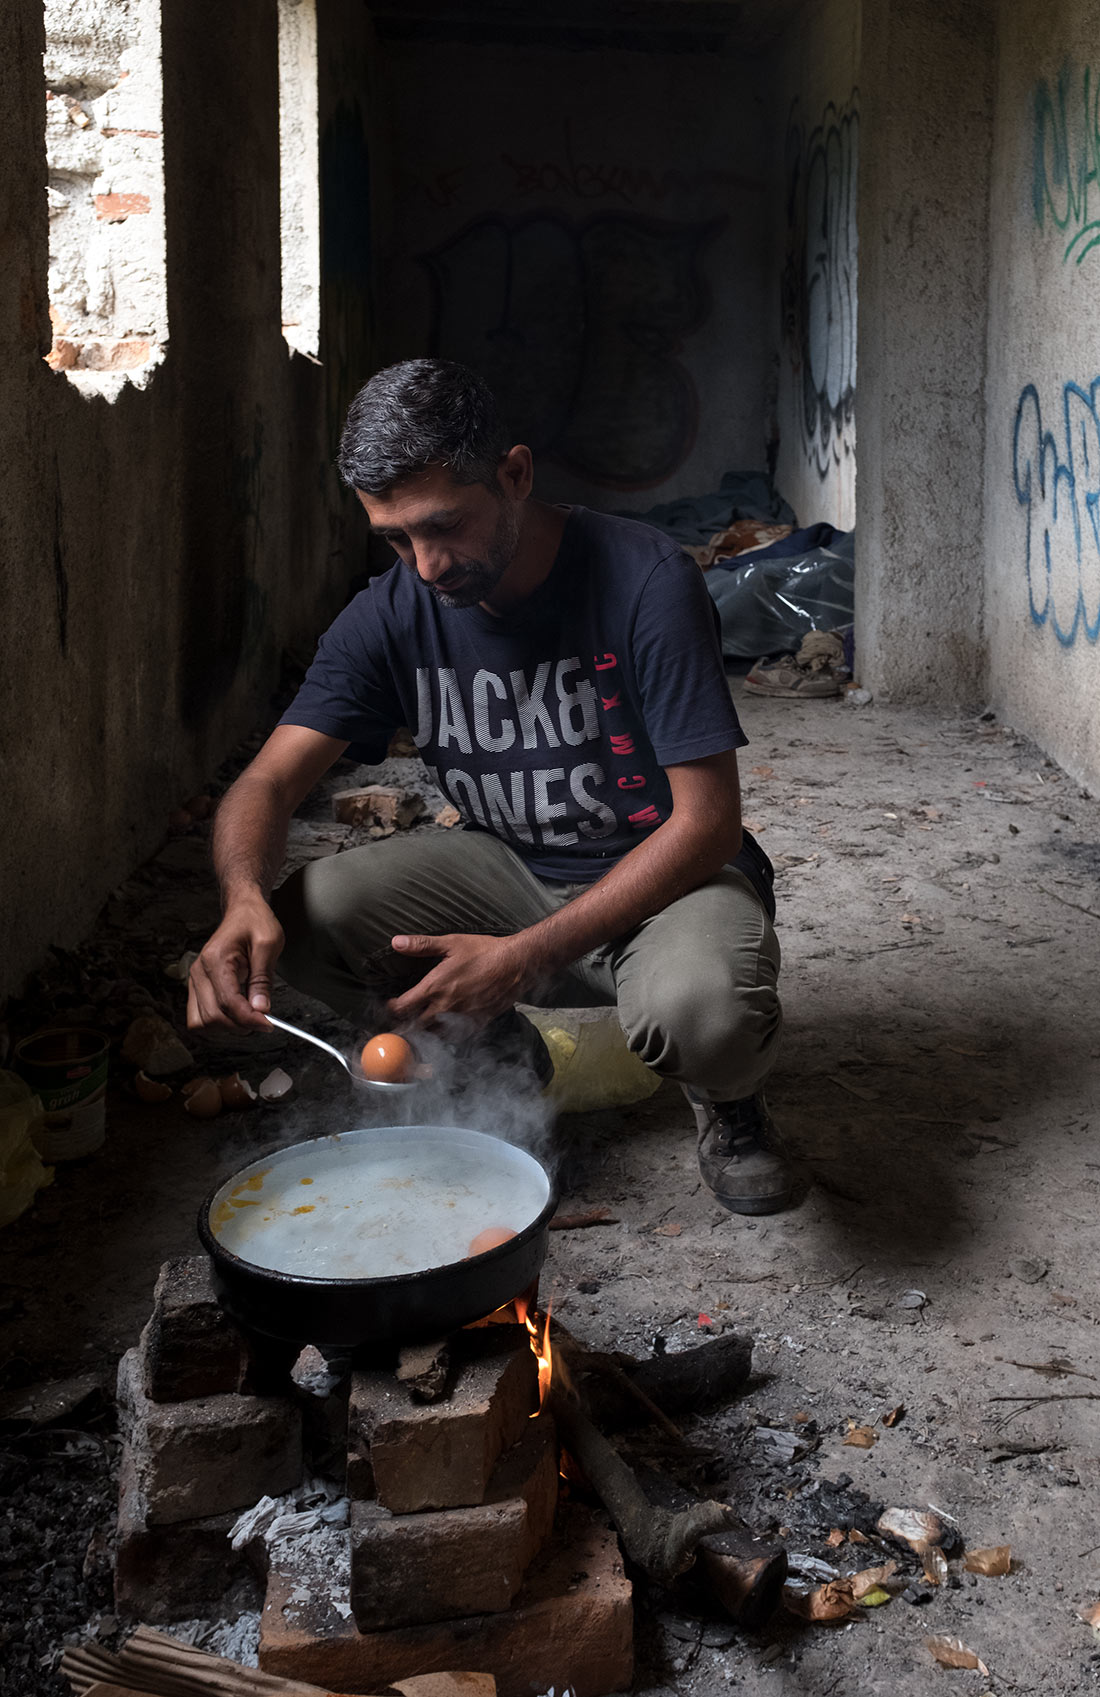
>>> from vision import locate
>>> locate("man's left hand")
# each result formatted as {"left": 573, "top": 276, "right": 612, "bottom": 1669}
{"left": 387, "top": 932, "right": 532, "bottom": 1027}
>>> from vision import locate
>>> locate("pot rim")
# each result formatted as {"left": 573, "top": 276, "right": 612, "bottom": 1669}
{"left": 196, "top": 1123, "right": 557, "bottom": 1291}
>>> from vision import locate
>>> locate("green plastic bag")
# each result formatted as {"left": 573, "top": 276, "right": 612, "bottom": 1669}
{"left": 522, "top": 1006, "right": 661, "bottom": 1114}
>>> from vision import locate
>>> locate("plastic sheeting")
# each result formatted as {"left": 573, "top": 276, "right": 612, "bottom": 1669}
{"left": 706, "top": 528, "right": 855, "bottom": 659}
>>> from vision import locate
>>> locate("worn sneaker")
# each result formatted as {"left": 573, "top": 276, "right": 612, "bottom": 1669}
{"left": 743, "top": 629, "right": 846, "bottom": 698}
{"left": 682, "top": 1088, "right": 792, "bottom": 1215}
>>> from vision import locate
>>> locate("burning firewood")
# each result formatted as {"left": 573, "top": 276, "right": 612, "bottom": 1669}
{"left": 545, "top": 1323, "right": 786, "bottom": 1623}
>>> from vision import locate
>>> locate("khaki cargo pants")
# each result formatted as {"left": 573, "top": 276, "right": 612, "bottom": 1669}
{"left": 272, "top": 830, "right": 781, "bottom": 1103}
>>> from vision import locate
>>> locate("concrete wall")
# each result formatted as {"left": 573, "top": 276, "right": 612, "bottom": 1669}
{"left": 855, "top": 0, "right": 996, "bottom": 703}
{"left": 772, "top": 0, "right": 860, "bottom": 530}
{"left": 0, "top": 0, "right": 374, "bottom": 1001}
{"left": 371, "top": 31, "right": 775, "bottom": 510}
{"left": 982, "top": 0, "right": 1100, "bottom": 787}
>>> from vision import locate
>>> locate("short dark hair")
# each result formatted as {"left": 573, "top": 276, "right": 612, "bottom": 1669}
{"left": 337, "top": 359, "right": 509, "bottom": 495}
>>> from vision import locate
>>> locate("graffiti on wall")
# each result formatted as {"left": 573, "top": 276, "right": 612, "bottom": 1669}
{"left": 1013, "top": 378, "right": 1100, "bottom": 646}
{"left": 421, "top": 211, "right": 721, "bottom": 489}
{"left": 1032, "top": 63, "right": 1100, "bottom": 266}
{"left": 781, "top": 96, "right": 859, "bottom": 480}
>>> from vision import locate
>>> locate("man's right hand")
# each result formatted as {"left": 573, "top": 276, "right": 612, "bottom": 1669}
{"left": 187, "top": 897, "right": 286, "bottom": 1030}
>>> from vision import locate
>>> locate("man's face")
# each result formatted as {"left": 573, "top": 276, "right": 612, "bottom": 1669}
{"left": 357, "top": 465, "right": 522, "bottom": 610}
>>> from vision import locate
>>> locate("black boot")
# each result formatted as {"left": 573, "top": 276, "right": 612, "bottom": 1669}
{"left": 682, "top": 1088, "right": 792, "bottom": 1215}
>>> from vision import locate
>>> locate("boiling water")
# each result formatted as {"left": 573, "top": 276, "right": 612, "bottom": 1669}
{"left": 208, "top": 1125, "right": 550, "bottom": 1280}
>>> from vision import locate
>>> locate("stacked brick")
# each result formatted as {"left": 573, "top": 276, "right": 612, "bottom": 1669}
{"left": 347, "top": 1327, "right": 555, "bottom": 1629}
{"left": 114, "top": 1258, "right": 303, "bottom": 1622}
{"left": 113, "top": 1261, "right": 634, "bottom": 1696}
{"left": 259, "top": 1326, "right": 635, "bottom": 1697}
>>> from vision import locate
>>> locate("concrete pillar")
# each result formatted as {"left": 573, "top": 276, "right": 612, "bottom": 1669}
{"left": 856, "top": 0, "right": 996, "bottom": 702}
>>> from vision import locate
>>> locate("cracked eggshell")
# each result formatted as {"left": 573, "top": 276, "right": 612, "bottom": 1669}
{"left": 183, "top": 1078, "right": 223, "bottom": 1119}
{"left": 259, "top": 1066, "right": 294, "bottom": 1104}
{"left": 217, "top": 1073, "right": 257, "bottom": 1109}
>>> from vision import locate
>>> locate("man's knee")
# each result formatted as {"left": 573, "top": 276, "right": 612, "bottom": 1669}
{"left": 618, "top": 955, "right": 782, "bottom": 1099}
{"left": 271, "top": 854, "right": 386, "bottom": 996}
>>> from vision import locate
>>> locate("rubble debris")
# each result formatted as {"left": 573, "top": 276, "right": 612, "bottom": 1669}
{"left": 434, "top": 803, "right": 462, "bottom": 828}
{"left": 121, "top": 1013, "right": 193, "bottom": 1076}
{"left": 395, "top": 1338, "right": 453, "bottom": 1403}
{"left": 842, "top": 1423, "right": 877, "bottom": 1448}
{"left": 548, "top": 1206, "right": 617, "bottom": 1230}
{"left": 331, "top": 785, "right": 426, "bottom": 832}
{"left": 876, "top": 1506, "right": 959, "bottom": 1558}
{"left": 0, "top": 1371, "right": 104, "bottom": 1429}
{"left": 755, "top": 1427, "right": 809, "bottom": 1465}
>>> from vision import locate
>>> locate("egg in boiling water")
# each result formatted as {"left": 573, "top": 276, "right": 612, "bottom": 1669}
{"left": 467, "top": 1226, "right": 518, "bottom": 1257}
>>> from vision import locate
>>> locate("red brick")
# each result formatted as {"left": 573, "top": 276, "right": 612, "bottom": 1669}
{"left": 260, "top": 1506, "right": 633, "bottom": 1697}
{"left": 114, "top": 1443, "right": 261, "bottom": 1622}
{"left": 117, "top": 1348, "right": 302, "bottom": 1526}
{"left": 350, "top": 1413, "right": 558, "bottom": 1630}
{"left": 94, "top": 191, "right": 151, "bottom": 220}
{"left": 349, "top": 1327, "right": 537, "bottom": 1512}
{"left": 139, "top": 1256, "right": 247, "bottom": 1402}
{"left": 45, "top": 338, "right": 78, "bottom": 371}
{"left": 78, "top": 338, "right": 154, "bottom": 371}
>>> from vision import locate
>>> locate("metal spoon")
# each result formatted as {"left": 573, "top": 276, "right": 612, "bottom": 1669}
{"left": 263, "top": 1014, "right": 418, "bottom": 1093}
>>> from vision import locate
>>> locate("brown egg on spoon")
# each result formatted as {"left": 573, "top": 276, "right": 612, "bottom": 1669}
{"left": 359, "top": 1032, "right": 416, "bottom": 1083}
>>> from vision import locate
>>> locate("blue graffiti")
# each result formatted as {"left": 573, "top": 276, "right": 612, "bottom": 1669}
{"left": 1013, "top": 378, "right": 1100, "bottom": 645}
{"left": 1032, "top": 63, "right": 1100, "bottom": 265}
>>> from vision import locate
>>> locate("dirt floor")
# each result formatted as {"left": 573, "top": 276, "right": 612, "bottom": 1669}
{"left": 3, "top": 686, "right": 1100, "bottom": 1696}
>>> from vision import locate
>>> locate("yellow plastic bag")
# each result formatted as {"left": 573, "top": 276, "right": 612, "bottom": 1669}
{"left": 522, "top": 1006, "right": 661, "bottom": 1114}
{"left": 0, "top": 1070, "right": 53, "bottom": 1227}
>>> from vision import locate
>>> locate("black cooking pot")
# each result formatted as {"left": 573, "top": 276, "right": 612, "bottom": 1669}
{"left": 197, "top": 1124, "right": 556, "bottom": 1352}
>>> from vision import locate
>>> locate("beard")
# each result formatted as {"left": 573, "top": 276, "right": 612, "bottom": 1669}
{"left": 427, "top": 501, "right": 522, "bottom": 609}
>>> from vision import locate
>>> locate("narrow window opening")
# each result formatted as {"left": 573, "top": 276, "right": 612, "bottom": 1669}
{"left": 278, "top": 0, "right": 321, "bottom": 358}
{"left": 43, "top": 0, "right": 167, "bottom": 399}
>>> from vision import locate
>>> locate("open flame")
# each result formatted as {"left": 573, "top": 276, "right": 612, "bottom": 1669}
{"left": 514, "top": 1293, "right": 553, "bottom": 1411}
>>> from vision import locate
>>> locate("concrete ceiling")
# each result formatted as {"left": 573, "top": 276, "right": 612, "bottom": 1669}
{"left": 370, "top": 0, "right": 812, "bottom": 54}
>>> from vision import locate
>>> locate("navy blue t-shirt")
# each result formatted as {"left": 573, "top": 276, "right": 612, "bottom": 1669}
{"left": 281, "top": 507, "right": 774, "bottom": 913}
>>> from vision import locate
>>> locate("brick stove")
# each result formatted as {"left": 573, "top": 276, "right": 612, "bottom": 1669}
{"left": 116, "top": 1258, "right": 634, "bottom": 1697}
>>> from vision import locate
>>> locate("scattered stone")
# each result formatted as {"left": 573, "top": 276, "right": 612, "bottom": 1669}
{"left": 332, "top": 786, "right": 426, "bottom": 831}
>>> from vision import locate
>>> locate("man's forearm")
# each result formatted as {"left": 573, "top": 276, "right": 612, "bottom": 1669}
{"left": 212, "top": 772, "right": 294, "bottom": 909}
{"left": 516, "top": 814, "right": 739, "bottom": 983}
